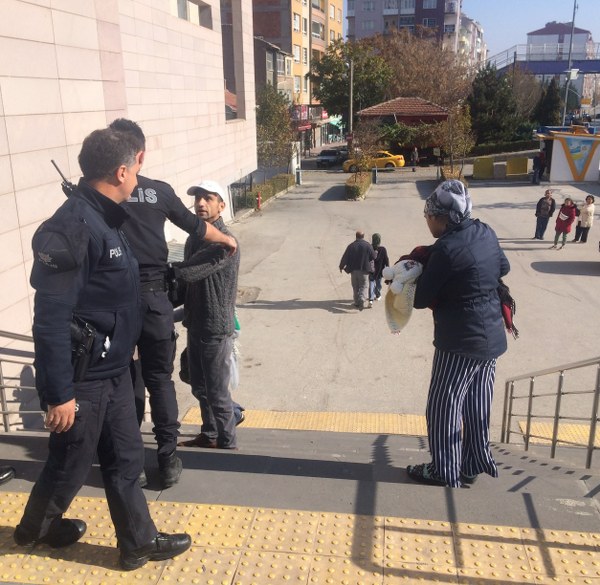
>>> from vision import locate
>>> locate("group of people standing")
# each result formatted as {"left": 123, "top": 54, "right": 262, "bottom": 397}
{"left": 11, "top": 119, "right": 241, "bottom": 570}
{"left": 534, "top": 188, "right": 595, "bottom": 248}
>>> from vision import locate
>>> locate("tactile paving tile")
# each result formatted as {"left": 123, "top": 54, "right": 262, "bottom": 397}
{"left": 384, "top": 518, "right": 455, "bottom": 567}
{"left": 309, "top": 555, "right": 383, "bottom": 585}
{"left": 518, "top": 421, "right": 600, "bottom": 447}
{"left": 182, "top": 408, "right": 427, "bottom": 436}
{"left": 315, "top": 513, "right": 384, "bottom": 559}
{"left": 2, "top": 492, "right": 600, "bottom": 584}
{"left": 234, "top": 550, "right": 311, "bottom": 584}
{"left": 247, "top": 509, "right": 319, "bottom": 554}
{"left": 187, "top": 504, "right": 255, "bottom": 548}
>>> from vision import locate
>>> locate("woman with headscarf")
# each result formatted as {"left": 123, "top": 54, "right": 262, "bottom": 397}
{"left": 407, "top": 180, "right": 510, "bottom": 488}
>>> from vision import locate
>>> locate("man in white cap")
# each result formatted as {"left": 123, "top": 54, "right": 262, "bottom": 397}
{"left": 175, "top": 181, "right": 240, "bottom": 449}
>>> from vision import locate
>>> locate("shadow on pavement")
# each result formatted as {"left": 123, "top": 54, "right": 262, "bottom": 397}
{"left": 531, "top": 261, "right": 600, "bottom": 276}
{"left": 319, "top": 185, "right": 347, "bottom": 201}
{"left": 239, "top": 298, "right": 357, "bottom": 314}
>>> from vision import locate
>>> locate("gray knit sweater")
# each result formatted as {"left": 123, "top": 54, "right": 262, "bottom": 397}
{"left": 175, "top": 217, "right": 240, "bottom": 338}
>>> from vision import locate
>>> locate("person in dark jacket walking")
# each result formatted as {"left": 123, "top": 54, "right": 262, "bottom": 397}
{"left": 369, "top": 233, "right": 389, "bottom": 303}
{"left": 407, "top": 180, "right": 510, "bottom": 488}
{"left": 14, "top": 127, "right": 191, "bottom": 570}
{"left": 533, "top": 189, "right": 556, "bottom": 240}
{"left": 109, "top": 119, "right": 237, "bottom": 488}
{"left": 339, "top": 231, "right": 376, "bottom": 309}
{"left": 175, "top": 181, "right": 240, "bottom": 449}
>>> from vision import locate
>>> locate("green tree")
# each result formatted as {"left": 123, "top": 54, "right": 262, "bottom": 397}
{"left": 432, "top": 103, "right": 475, "bottom": 174}
{"left": 309, "top": 39, "right": 392, "bottom": 129}
{"left": 534, "top": 77, "right": 562, "bottom": 126}
{"left": 508, "top": 64, "right": 543, "bottom": 121}
{"left": 256, "top": 84, "right": 295, "bottom": 171}
{"left": 467, "top": 64, "right": 520, "bottom": 144}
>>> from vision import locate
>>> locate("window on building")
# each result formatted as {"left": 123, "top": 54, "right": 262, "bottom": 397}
{"left": 176, "top": 0, "right": 213, "bottom": 28}
{"left": 361, "top": 20, "right": 374, "bottom": 30}
{"left": 337, "top": 8, "right": 342, "bottom": 21}
{"left": 311, "top": 0, "right": 324, "bottom": 11}
{"left": 444, "top": 24, "right": 455, "bottom": 33}
{"left": 302, "top": 17, "right": 308, "bottom": 34}
{"left": 286, "top": 57, "right": 292, "bottom": 76}
{"left": 330, "top": 29, "right": 335, "bottom": 41}
{"left": 303, "top": 76, "right": 308, "bottom": 92}
{"left": 423, "top": 0, "right": 436, "bottom": 8}
{"left": 384, "top": 0, "right": 398, "bottom": 8}
{"left": 330, "top": 4, "right": 335, "bottom": 18}
{"left": 294, "top": 75, "right": 301, "bottom": 93}
{"left": 399, "top": 16, "right": 414, "bottom": 25}
{"left": 348, "top": 0, "right": 354, "bottom": 10}
{"left": 302, "top": 47, "right": 308, "bottom": 63}
{"left": 400, "top": 0, "right": 415, "bottom": 9}
{"left": 422, "top": 17, "right": 436, "bottom": 27}
{"left": 293, "top": 44, "right": 301, "bottom": 62}
{"left": 311, "top": 21, "right": 325, "bottom": 39}
{"left": 220, "top": 0, "right": 244, "bottom": 120}
{"left": 362, "top": 0, "right": 374, "bottom": 11}
{"left": 293, "top": 12, "right": 301, "bottom": 31}
{"left": 277, "top": 53, "right": 285, "bottom": 75}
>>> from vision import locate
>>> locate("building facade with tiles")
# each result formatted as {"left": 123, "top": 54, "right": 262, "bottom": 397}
{"left": 0, "top": 0, "right": 257, "bottom": 343}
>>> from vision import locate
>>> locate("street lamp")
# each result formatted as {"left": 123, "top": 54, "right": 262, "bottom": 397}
{"left": 348, "top": 58, "right": 354, "bottom": 135}
{"left": 561, "top": 0, "right": 578, "bottom": 125}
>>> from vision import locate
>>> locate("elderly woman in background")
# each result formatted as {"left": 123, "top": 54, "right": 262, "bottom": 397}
{"left": 407, "top": 180, "right": 510, "bottom": 488}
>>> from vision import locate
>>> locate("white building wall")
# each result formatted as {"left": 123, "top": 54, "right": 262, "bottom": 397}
{"left": 0, "top": 0, "right": 257, "bottom": 339}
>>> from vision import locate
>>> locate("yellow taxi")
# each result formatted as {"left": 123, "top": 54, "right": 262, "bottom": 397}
{"left": 342, "top": 150, "right": 406, "bottom": 173}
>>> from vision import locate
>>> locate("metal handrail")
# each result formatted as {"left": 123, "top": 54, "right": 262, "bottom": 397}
{"left": 501, "top": 357, "right": 600, "bottom": 469}
{"left": 0, "top": 329, "right": 35, "bottom": 432}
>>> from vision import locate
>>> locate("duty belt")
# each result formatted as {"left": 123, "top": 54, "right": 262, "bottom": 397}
{"left": 140, "top": 279, "right": 166, "bottom": 293}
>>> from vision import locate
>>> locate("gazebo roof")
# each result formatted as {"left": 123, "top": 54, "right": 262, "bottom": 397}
{"left": 358, "top": 97, "right": 448, "bottom": 119}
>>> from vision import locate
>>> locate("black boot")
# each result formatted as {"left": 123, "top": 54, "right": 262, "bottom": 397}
{"left": 0, "top": 465, "right": 15, "bottom": 485}
{"left": 158, "top": 452, "right": 182, "bottom": 489}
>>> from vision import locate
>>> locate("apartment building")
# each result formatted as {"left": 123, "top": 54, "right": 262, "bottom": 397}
{"left": 0, "top": 0, "right": 257, "bottom": 340}
{"left": 458, "top": 14, "right": 487, "bottom": 68}
{"left": 252, "top": 0, "right": 343, "bottom": 105}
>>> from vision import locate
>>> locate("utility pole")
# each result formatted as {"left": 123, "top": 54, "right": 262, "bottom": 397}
{"left": 561, "top": 0, "right": 578, "bottom": 125}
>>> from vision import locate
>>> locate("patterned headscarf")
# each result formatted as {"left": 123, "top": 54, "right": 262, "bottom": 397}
{"left": 424, "top": 179, "right": 472, "bottom": 225}
{"left": 371, "top": 233, "right": 381, "bottom": 248}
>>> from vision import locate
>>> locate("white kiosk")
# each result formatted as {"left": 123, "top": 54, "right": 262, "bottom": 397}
{"left": 546, "top": 127, "right": 600, "bottom": 183}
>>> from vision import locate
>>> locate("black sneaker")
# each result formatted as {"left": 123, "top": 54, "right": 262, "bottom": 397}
{"left": 158, "top": 452, "right": 182, "bottom": 489}
{"left": 14, "top": 518, "right": 87, "bottom": 548}
{"left": 119, "top": 532, "right": 192, "bottom": 571}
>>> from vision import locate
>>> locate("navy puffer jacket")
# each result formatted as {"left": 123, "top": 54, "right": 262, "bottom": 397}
{"left": 414, "top": 218, "right": 510, "bottom": 361}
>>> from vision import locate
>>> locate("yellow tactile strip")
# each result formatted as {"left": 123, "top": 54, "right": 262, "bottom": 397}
{"left": 1, "top": 492, "right": 599, "bottom": 584}
{"left": 518, "top": 421, "right": 600, "bottom": 448}
{"left": 182, "top": 408, "right": 428, "bottom": 436}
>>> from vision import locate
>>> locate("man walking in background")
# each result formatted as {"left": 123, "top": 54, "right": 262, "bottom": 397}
{"left": 339, "top": 230, "right": 376, "bottom": 310}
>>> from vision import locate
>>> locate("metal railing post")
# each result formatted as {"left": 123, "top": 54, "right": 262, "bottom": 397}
{"left": 506, "top": 382, "right": 515, "bottom": 443}
{"left": 585, "top": 364, "right": 600, "bottom": 469}
{"left": 524, "top": 377, "right": 535, "bottom": 450}
{"left": 550, "top": 371, "right": 565, "bottom": 459}
{"left": 501, "top": 380, "right": 511, "bottom": 442}
{"left": 0, "top": 363, "right": 10, "bottom": 432}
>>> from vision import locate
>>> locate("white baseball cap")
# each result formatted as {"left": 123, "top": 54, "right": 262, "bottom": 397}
{"left": 187, "top": 180, "right": 226, "bottom": 201}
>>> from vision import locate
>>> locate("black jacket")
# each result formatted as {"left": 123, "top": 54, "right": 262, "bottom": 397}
{"left": 30, "top": 181, "right": 142, "bottom": 406}
{"left": 177, "top": 217, "right": 239, "bottom": 338}
{"left": 339, "top": 238, "right": 376, "bottom": 273}
{"left": 122, "top": 176, "right": 206, "bottom": 283}
{"left": 414, "top": 219, "right": 510, "bottom": 360}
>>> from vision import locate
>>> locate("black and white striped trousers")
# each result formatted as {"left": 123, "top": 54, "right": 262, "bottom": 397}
{"left": 426, "top": 349, "right": 499, "bottom": 487}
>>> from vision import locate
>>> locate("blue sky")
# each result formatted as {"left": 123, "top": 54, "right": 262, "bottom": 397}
{"left": 461, "top": 0, "right": 600, "bottom": 58}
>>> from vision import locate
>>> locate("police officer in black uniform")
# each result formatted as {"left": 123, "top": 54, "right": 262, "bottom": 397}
{"left": 14, "top": 127, "right": 191, "bottom": 571}
{"left": 109, "top": 119, "right": 237, "bottom": 489}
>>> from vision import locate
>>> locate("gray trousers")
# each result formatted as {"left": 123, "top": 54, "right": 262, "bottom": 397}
{"left": 350, "top": 270, "right": 370, "bottom": 307}
{"left": 187, "top": 330, "right": 237, "bottom": 448}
